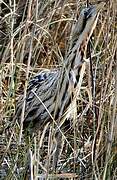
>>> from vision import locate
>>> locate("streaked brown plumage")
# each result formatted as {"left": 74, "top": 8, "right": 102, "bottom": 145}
{"left": 14, "top": 3, "right": 104, "bottom": 168}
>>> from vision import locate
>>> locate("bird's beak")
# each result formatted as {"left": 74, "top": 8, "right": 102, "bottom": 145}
{"left": 86, "top": 2, "right": 105, "bottom": 18}
{"left": 96, "top": 2, "right": 105, "bottom": 12}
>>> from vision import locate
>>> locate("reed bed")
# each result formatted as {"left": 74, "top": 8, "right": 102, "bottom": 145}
{"left": 0, "top": 0, "right": 117, "bottom": 179}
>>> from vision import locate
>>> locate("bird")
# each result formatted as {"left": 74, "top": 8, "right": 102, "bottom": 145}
{"left": 14, "top": 3, "right": 104, "bottom": 170}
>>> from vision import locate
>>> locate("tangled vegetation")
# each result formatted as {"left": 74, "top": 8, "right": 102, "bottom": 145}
{"left": 0, "top": 0, "right": 117, "bottom": 179}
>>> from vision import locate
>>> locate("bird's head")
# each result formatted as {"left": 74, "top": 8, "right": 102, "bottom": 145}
{"left": 72, "top": 2, "right": 105, "bottom": 42}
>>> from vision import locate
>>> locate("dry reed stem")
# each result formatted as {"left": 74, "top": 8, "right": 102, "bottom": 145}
{"left": 0, "top": 0, "right": 116, "bottom": 179}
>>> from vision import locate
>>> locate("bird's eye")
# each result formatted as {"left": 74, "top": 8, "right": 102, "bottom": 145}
{"left": 85, "top": 6, "right": 94, "bottom": 19}
{"left": 83, "top": 9, "right": 88, "bottom": 18}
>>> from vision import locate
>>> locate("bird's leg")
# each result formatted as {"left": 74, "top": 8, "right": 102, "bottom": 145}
{"left": 52, "top": 131, "right": 62, "bottom": 172}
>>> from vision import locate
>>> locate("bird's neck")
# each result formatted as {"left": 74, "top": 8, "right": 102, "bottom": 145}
{"left": 63, "top": 30, "right": 89, "bottom": 85}
{"left": 64, "top": 14, "right": 98, "bottom": 73}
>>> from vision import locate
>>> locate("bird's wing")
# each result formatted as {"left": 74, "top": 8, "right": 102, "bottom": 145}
{"left": 15, "top": 68, "right": 60, "bottom": 124}
{"left": 28, "top": 69, "right": 58, "bottom": 90}
{"left": 27, "top": 69, "right": 59, "bottom": 98}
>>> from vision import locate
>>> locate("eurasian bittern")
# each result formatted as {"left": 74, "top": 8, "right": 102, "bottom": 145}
{"left": 14, "top": 3, "right": 104, "bottom": 169}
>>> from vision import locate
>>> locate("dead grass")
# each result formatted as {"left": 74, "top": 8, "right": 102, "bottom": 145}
{"left": 0, "top": 0, "right": 117, "bottom": 179}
